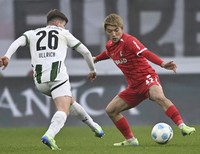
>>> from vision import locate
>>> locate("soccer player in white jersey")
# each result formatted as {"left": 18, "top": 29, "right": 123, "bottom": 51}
{"left": 0, "top": 9, "right": 104, "bottom": 150}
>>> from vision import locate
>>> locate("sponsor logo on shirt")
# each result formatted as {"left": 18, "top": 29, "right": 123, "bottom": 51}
{"left": 114, "top": 58, "right": 127, "bottom": 65}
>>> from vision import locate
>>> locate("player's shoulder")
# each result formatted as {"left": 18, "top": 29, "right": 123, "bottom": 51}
{"left": 122, "top": 33, "right": 137, "bottom": 42}
{"left": 122, "top": 33, "right": 142, "bottom": 48}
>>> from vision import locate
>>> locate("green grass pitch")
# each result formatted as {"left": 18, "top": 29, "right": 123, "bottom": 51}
{"left": 0, "top": 125, "right": 199, "bottom": 154}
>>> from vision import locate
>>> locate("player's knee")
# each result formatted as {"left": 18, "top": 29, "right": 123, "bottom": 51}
{"left": 105, "top": 106, "right": 116, "bottom": 116}
{"left": 150, "top": 93, "right": 165, "bottom": 102}
{"left": 105, "top": 106, "right": 112, "bottom": 114}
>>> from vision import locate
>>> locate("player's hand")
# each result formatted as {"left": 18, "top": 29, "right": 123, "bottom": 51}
{"left": 88, "top": 71, "right": 97, "bottom": 82}
{"left": 161, "top": 61, "right": 177, "bottom": 73}
{"left": 0, "top": 56, "right": 9, "bottom": 70}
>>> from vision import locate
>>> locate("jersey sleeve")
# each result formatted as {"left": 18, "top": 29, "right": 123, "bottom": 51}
{"left": 5, "top": 35, "right": 26, "bottom": 59}
{"left": 23, "top": 30, "right": 34, "bottom": 46}
{"left": 95, "top": 50, "right": 110, "bottom": 62}
{"left": 65, "top": 30, "right": 80, "bottom": 48}
{"left": 141, "top": 50, "right": 164, "bottom": 66}
{"left": 74, "top": 43, "right": 96, "bottom": 72}
{"left": 126, "top": 36, "right": 147, "bottom": 56}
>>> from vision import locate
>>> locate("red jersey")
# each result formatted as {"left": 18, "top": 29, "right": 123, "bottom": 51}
{"left": 105, "top": 33, "right": 159, "bottom": 87}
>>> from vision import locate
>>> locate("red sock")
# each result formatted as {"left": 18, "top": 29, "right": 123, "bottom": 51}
{"left": 165, "top": 105, "right": 183, "bottom": 126}
{"left": 114, "top": 117, "right": 134, "bottom": 140}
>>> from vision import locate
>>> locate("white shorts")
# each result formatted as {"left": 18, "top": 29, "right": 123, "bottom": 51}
{"left": 35, "top": 79, "right": 72, "bottom": 99}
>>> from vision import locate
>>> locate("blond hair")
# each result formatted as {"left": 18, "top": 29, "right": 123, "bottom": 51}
{"left": 103, "top": 13, "right": 123, "bottom": 30}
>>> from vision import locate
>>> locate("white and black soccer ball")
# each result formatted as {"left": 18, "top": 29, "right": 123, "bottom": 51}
{"left": 151, "top": 123, "right": 173, "bottom": 144}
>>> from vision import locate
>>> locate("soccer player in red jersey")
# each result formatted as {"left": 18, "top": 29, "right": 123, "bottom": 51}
{"left": 93, "top": 13, "right": 196, "bottom": 146}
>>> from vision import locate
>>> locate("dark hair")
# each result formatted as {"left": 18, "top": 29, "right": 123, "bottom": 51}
{"left": 47, "top": 9, "right": 68, "bottom": 23}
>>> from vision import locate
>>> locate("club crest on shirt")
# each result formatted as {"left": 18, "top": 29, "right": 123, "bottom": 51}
{"left": 113, "top": 51, "right": 128, "bottom": 65}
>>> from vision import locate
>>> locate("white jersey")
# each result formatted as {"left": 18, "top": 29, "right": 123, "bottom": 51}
{"left": 23, "top": 25, "right": 80, "bottom": 83}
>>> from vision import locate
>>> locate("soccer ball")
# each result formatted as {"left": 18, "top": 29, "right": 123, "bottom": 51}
{"left": 151, "top": 123, "right": 173, "bottom": 144}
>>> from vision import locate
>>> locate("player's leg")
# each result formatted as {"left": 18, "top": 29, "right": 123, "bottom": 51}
{"left": 41, "top": 96, "right": 71, "bottom": 150}
{"left": 39, "top": 80, "right": 72, "bottom": 150}
{"left": 105, "top": 95, "right": 139, "bottom": 146}
{"left": 70, "top": 101, "right": 104, "bottom": 137}
{"left": 148, "top": 85, "right": 196, "bottom": 136}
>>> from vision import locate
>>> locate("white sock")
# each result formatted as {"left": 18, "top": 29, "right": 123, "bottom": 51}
{"left": 127, "top": 137, "right": 135, "bottom": 142}
{"left": 70, "top": 101, "right": 96, "bottom": 129}
{"left": 45, "top": 111, "right": 67, "bottom": 138}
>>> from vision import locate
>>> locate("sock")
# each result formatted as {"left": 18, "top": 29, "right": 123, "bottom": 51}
{"left": 178, "top": 123, "right": 186, "bottom": 129}
{"left": 165, "top": 105, "right": 183, "bottom": 126}
{"left": 114, "top": 117, "right": 134, "bottom": 140}
{"left": 69, "top": 102, "right": 96, "bottom": 129}
{"left": 45, "top": 111, "right": 67, "bottom": 138}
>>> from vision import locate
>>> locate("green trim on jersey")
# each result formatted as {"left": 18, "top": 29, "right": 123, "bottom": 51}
{"left": 35, "top": 61, "right": 61, "bottom": 83}
{"left": 72, "top": 42, "right": 81, "bottom": 50}
{"left": 35, "top": 65, "right": 42, "bottom": 84}
{"left": 50, "top": 61, "right": 61, "bottom": 81}
{"left": 22, "top": 34, "right": 29, "bottom": 46}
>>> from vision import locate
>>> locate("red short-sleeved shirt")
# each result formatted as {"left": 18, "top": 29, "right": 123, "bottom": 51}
{"left": 106, "top": 33, "right": 161, "bottom": 107}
